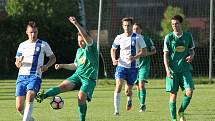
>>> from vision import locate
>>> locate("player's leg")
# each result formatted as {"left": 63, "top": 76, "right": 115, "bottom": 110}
{"left": 22, "top": 75, "right": 41, "bottom": 121}
{"left": 16, "top": 75, "right": 29, "bottom": 119}
{"left": 125, "top": 83, "right": 133, "bottom": 111}
{"left": 138, "top": 80, "right": 146, "bottom": 112}
{"left": 137, "top": 66, "right": 149, "bottom": 112}
{"left": 23, "top": 90, "right": 36, "bottom": 121}
{"left": 125, "top": 67, "right": 138, "bottom": 111}
{"left": 36, "top": 73, "right": 79, "bottom": 102}
{"left": 169, "top": 92, "right": 177, "bottom": 121}
{"left": 178, "top": 71, "right": 194, "bottom": 121}
{"left": 78, "top": 79, "right": 96, "bottom": 121}
{"left": 166, "top": 74, "right": 179, "bottom": 121}
{"left": 114, "top": 66, "right": 125, "bottom": 115}
{"left": 114, "top": 78, "right": 123, "bottom": 115}
{"left": 78, "top": 91, "right": 87, "bottom": 121}
{"left": 16, "top": 96, "right": 25, "bottom": 116}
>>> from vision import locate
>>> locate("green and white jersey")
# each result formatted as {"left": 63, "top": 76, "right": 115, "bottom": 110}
{"left": 163, "top": 32, "right": 195, "bottom": 73}
{"left": 138, "top": 36, "right": 155, "bottom": 68}
{"left": 74, "top": 40, "right": 98, "bottom": 80}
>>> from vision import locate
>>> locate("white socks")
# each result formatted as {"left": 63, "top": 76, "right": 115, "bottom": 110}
{"left": 114, "top": 92, "right": 120, "bottom": 113}
{"left": 23, "top": 102, "right": 33, "bottom": 121}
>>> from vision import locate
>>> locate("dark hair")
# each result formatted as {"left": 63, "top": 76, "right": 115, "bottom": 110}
{"left": 133, "top": 23, "right": 142, "bottom": 29}
{"left": 121, "top": 17, "right": 133, "bottom": 24}
{"left": 26, "top": 21, "right": 37, "bottom": 29}
{"left": 171, "top": 15, "right": 183, "bottom": 23}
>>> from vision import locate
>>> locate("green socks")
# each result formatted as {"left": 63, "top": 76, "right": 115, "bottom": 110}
{"left": 169, "top": 101, "right": 176, "bottom": 120}
{"left": 78, "top": 103, "right": 87, "bottom": 121}
{"left": 44, "top": 87, "right": 61, "bottom": 98}
{"left": 139, "top": 89, "right": 146, "bottom": 105}
{"left": 178, "top": 95, "right": 192, "bottom": 112}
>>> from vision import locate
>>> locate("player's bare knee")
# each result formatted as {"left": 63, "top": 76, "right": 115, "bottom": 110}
{"left": 78, "top": 96, "right": 86, "bottom": 104}
{"left": 185, "top": 89, "right": 193, "bottom": 97}
{"left": 59, "top": 82, "right": 74, "bottom": 92}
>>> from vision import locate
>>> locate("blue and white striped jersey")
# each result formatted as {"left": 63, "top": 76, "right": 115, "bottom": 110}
{"left": 112, "top": 33, "right": 146, "bottom": 68}
{"left": 15, "top": 39, "right": 54, "bottom": 77}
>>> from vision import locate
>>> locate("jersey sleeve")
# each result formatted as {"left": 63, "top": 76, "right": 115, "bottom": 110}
{"left": 15, "top": 44, "right": 23, "bottom": 58}
{"left": 163, "top": 35, "right": 169, "bottom": 52}
{"left": 139, "top": 35, "right": 146, "bottom": 48}
{"left": 112, "top": 35, "right": 120, "bottom": 49}
{"left": 43, "top": 42, "right": 54, "bottom": 57}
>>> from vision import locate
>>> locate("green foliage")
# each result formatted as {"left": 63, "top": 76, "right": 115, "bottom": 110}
{"left": 160, "top": 6, "right": 189, "bottom": 38}
{"left": 0, "top": 0, "right": 80, "bottom": 76}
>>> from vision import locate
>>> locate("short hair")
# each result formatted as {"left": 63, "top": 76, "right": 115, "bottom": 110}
{"left": 133, "top": 23, "right": 142, "bottom": 29}
{"left": 171, "top": 15, "right": 183, "bottom": 23}
{"left": 26, "top": 21, "right": 37, "bottom": 29}
{"left": 121, "top": 17, "right": 133, "bottom": 24}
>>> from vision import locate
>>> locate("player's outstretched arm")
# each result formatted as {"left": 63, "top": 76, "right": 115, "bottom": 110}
{"left": 55, "top": 63, "right": 77, "bottom": 70}
{"left": 68, "top": 16, "right": 93, "bottom": 45}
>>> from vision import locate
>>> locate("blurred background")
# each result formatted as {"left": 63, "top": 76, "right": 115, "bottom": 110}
{"left": 0, "top": 0, "right": 214, "bottom": 81}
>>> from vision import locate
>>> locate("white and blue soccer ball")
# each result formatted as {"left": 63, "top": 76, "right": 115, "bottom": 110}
{"left": 50, "top": 96, "right": 64, "bottom": 110}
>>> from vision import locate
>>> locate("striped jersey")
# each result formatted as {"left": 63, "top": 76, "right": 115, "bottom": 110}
{"left": 15, "top": 39, "right": 54, "bottom": 77}
{"left": 112, "top": 33, "right": 146, "bottom": 68}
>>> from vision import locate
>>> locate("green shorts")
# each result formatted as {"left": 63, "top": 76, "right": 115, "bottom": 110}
{"left": 66, "top": 73, "right": 96, "bottom": 102}
{"left": 134, "top": 66, "right": 150, "bottom": 85}
{"left": 165, "top": 71, "right": 195, "bottom": 92}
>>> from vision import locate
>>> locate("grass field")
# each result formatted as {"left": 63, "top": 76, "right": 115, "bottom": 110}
{"left": 0, "top": 79, "right": 215, "bottom": 121}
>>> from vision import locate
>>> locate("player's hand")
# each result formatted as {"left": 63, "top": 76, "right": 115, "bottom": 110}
{"left": 40, "top": 65, "right": 48, "bottom": 72}
{"left": 127, "top": 55, "right": 135, "bottom": 62}
{"left": 15, "top": 56, "right": 24, "bottom": 68}
{"left": 68, "top": 16, "right": 77, "bottom": 25}
{"left": 112, "top": 60, "right": 118, "bottom": 66}
{"left": 186, "top": 55, "right": 194, "bottom": 63}
{"left": 55, "top": 64, "right": 62, "bottom": 70}
{"left": 166, "top": 70, "right": 173, "bottom": 79}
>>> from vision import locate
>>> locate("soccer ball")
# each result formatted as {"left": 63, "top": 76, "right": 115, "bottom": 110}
{"left": 50, "top": 96, "right": 64, "bottom": 110}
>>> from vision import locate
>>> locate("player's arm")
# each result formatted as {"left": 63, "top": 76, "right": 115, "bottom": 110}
{"left": 110, "top": 48, "right": 118, "bottom": 66}
{"left": 132, "top": 48, "right": 147, "bottom": 60}
{"left": 186, "top": 48, "right": 195, "bottom": 63}
{"left": 55, "top": 63, "right": 77, "bottom": 70}
{"left": 41, "top": 54, "right": 56, "bottom": 72}
{"left": 163, "top": 51, "right": 172, "bottom": 78}
{"left": 163, "top": 35, "right": 172, "bottom": 78}
{"left": 147, "top": 39, "right": 156, "bottom": 56}
{"left": 68, "top": 16, "right": 93, "bottom": 45}
{"left": 186, "top": 34, "right": 195, "bottom": 63}
{"left": 147, "top": 47, "right": 156, "bottom": 56}
{"left": 15, "top": 56, "right": 24, "bottom": 68}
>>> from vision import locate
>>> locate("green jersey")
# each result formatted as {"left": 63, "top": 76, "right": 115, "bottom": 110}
{"left": 138, "top": 36, "right": 155, "bottom": 68}
{"left": 163, "top": 32, "right": 195, "bottom": 73}
{"left": 74, "top": 40, "right": 98, "bottom": 80}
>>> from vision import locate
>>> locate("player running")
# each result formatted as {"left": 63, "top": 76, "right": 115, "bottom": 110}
{"left": 163, "top": 15, "right": 195, "bottom": 121}
{"left": 133, "top": 23, "right": 156, "bottom": 112}
{"left": 111, "top": 17, "right": 147, "bottom": 116}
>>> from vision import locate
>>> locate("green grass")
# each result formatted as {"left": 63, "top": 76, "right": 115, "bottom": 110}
{"left": 0, "top": 79, "right": 215, "bottom": 121}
